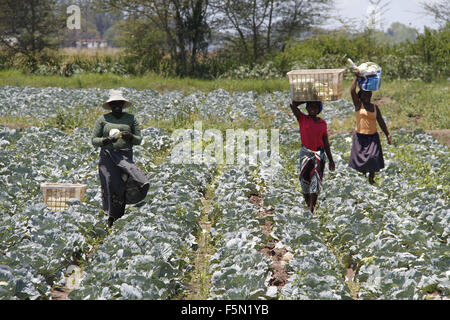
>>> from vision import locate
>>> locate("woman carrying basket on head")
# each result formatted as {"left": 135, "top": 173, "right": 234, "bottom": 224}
{"left": 349, "top": 70, "right": 392, "bottom": 184}
{"left": 92, "top": 90, "right": 149, "bottom": 227}
{"left": 290, "top": 100, "right": 335, "bottom": 214}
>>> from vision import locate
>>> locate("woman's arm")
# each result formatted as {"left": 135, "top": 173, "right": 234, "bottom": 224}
{"left": 375, "top": 105, "right": 392, "bottom": 144}
{"left": 123, "top": 116, "right": 143, "bottom": 145}
{"left": 350, "top": 76, "right": 361, "bottom": 111}
{"left": 91, "top": 117, "right": 105, "bottom": 148}
{"left": 322, "top": 135, "right": 335, "bottom": 171}
{"left": 290, "top": 100, "right": 306, "bottom": 121}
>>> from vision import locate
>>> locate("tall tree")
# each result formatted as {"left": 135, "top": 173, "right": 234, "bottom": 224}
{"left": 421, "top": 0, "right": 450, "bottom": 26}
{"left": 105, "top": 0, "right": 211, "bottom": 76}
{"left": 210, "top": 0, "right": 273, "bottom": 62}
{"left": 385, "top": 22, "right": 418, "bottom": 44}
{"left": 211, "top": 0, "right": 334, "bottom": 63}
{"left": 0, "top": 0, "right": 64, "bottom": 58}
{"left": 271, "top": 0, "right": 333, "bottom": 46}
{"left": 362, "top": 0, "right": 390, "bottom": 59}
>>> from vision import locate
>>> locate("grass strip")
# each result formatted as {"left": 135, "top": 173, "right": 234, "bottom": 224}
{"left": 183, "top": 165, "right": 223, "bottom": 300}
{"left": 0, "top": 69, "right": 290, "bottom": 94}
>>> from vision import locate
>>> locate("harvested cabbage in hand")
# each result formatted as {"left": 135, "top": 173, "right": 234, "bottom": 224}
{"left": 109, "top": 128, "right": 121, "bottom": 138}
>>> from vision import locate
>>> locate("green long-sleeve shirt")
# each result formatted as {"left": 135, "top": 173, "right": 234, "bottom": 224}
{"left": 91, "top": 112, "right": 142, "bottom": 150}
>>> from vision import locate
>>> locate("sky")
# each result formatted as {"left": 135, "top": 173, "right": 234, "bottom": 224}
{"left": 326, "top": 0, "right": 440, "bottom": 32}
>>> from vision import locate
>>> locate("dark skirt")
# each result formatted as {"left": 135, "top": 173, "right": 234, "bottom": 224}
{"left": 98, "top": 148, "right": 149, "bottom": 219}
{"left": 348, "top": 131, "right": 385, "bottom": 173}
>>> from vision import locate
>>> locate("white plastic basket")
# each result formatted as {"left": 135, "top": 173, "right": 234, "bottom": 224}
{"left": 41, "top": 183, "right": 87, "bottom": 211}
{"left": 287, "top": 69, "right": 345, "bottom": 101}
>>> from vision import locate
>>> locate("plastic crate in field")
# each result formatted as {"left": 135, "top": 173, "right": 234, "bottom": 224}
{"left": 287, "top": 69, "right": 345, "bottom": 101}
{"left": 41, "top": 183, "right": 87, "bottom": 211}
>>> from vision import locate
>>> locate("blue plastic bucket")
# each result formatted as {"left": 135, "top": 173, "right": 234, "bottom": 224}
{"left": 358, "top": 70, "right": 382, "bottom": 91}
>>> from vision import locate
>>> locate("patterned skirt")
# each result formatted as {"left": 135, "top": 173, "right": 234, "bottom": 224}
{"left": 299, "top": 145, "right": 326, "bottom": 194}
{"left": 348, "top": 131, "right": 385, "bottom": 173}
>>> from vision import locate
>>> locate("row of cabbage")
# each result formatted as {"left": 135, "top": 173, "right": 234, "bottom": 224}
{"left": 260, "top": 129, "right": 352, "bottom": 299}
{"left": 0, "top": 86, "right": 353, "bottom": 129}
{"left": 258, "top": 129, "right": 449, "bottom": 299}
{"left": 318, "top": 130, "right": 449, "bottom": 299}
{"left": 2, "top": 85, "right": 447, "bottom": 300}
{"left": 208, "top": 164, "right": 273, "bottom": 299}
{"left": 0, "top": 125, "right": 171, "bottom": 216}
{"left": 69, "top": 161, "right": 217, "bottom": 299}
{"left": 0, "top": 125, "right": 174, "bottom": 299}
{"left": 0, "top": 86, "right": 261, "bottom": 124}
{"left": 0, "top": 126, "right": 105, "bottom": 299}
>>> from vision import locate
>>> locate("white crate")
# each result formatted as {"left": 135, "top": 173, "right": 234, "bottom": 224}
{"left": 287, "top": 69, "right": 345, "bottom": 101}
{"left": 41, "top": 183, "right": 87, "bottom": 211}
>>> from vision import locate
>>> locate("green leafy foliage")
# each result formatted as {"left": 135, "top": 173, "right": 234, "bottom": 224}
{"left": 273, "top": 25, "right": 450, "bottom": 82}
{"left": 0, "top": 86, "right": 448, "bottom": 300}
{"left": 208, "top": 165, "right": 271, "bottom": 300}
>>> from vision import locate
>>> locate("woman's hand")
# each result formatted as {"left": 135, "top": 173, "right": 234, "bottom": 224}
{"left": 387, "top": 134, "right": 392, "bottom": 145}
{"left": 102, "top": 136, "right": 118, "bottom": 145}
{"left": 290, "top": 100, "right": 304, "bottom": 108}
{"left": 329, "top": 160, "right": 335, "bottom": 172}
{"left": 353, "top": 68, "right": 361, "bottom": 78}
{"left": 121, "top": 131, "right": 133, "bottom": 141}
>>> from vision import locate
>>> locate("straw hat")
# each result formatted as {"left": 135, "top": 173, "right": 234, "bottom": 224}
{"left": 102, "top": 90, "right": 132, "bottom": 110}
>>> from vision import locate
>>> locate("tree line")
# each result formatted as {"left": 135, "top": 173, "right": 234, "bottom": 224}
{"left": 0, "top": 0, "right": 448, "bottom": 78}
{"left": 93, "top": 0, "right": 333, "bottom": 76}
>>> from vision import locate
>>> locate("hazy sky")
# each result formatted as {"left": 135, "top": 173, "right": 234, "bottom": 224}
{"left": 326, "top": 0, "right": 440, "bottom": 32}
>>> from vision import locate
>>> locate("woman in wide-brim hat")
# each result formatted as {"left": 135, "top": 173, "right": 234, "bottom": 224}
{"left": 102, "top": 90, "right": 132, "bottom": 110}
{"left": 92, "top": 90, "right": 149, "bottom": 227}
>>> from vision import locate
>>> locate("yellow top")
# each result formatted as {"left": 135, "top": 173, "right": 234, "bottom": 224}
{"left": 355, "top": 105, "right": 377, "bottom": 134}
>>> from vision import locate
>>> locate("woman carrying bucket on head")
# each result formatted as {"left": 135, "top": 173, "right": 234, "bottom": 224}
{"left": 348, "top": 63, "right": 392, "bottom": 184}
{"left": 92, "top": 90, "right": 149, "bottom": 227}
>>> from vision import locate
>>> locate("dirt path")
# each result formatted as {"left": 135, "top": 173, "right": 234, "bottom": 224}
{"left": 0, "top": 123, "right": 34, "bottom": 131}
{"left": 249, "top": 195, "right": 292, "bottom": 292}
{"left": 426, "top": 129, "right": 450, "bottom": 146}
{"left": 50, "top": 270, "right": 79, "bottom": 300}
{"left": 51, "top": 286, "right": 71, "bottom": 300}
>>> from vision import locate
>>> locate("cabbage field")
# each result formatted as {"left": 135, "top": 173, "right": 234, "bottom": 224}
{"left": 0, "top": 86, "right": 448, "bottom": 300}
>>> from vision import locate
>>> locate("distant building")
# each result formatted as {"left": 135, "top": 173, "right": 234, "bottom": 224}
{"left": 0, "top": 37, "right": 18, "bottom": 47}
{"left": 75, "top": 39, "right": 108, "bottom": 49}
